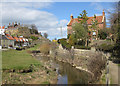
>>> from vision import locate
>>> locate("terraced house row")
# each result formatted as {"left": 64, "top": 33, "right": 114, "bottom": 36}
{"left": 0, "top": 26, "right": 29, "bottom": 49}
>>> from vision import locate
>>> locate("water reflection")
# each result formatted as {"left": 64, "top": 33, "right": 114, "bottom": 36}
{"left": 36, "top": 55, "right": 91, "bottom": 84}
{"left": 56, "top": 61, "right": 91, "bottom": 84}
{"left": 57, "top": 75, "right": 68, "bottom": 84}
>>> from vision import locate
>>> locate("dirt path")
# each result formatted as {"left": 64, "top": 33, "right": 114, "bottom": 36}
{"left": 109, "top": 61, "right": 119, "bottom": 84}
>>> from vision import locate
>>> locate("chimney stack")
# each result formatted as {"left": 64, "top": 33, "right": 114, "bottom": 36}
{"left": 18, "top": 22, "right": 20, "bottom": 25}
{"left": 9, "top": 23, "right": 11, "bottom": 26}
{"left": 2, "top": 25, "right": 5, "bottom": 29}
{"left": 102, "top": 9, "right": 105, "bottom": 16}
{"left": 70, "top": 14, "right": 74, "bottom": 20}
{"left": 15, "top": 21, "right": 17, "bottom": 24}
{"left": 12, "top": 22, "right": 14, "bottom": 26}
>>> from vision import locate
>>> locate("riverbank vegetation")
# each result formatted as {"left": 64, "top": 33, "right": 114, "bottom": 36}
{"left": 95, "top": 2, "right": 120, "bottom": 62}
{"left": 39, "top": 43, "right": 50, "bottom": 55}
{"left": 108, "top": 2, "right": 120, "bottom": 60}
{"left": 2, "top": 42, "right": 58, "bottom": 84}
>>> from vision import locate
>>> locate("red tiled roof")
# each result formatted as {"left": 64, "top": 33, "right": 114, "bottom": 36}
{"left": 21, "top": 38, "right": 24, "bottom": 42}
{"left": 14, "top": 37, "right": 20, "bottom": 42}
{"left": 5, "top": 34, "right": 14, "bottom": 40}
{"left": 14, "top": 36, "right": 28, "bottom": 42}
{"left": 2, "top": 26, "right": 5, "bottom": 29}
{"left": 19, "top": 38, "right": 23, "bottom": 42}
{"left": 0, "top": 26, "right": 5, "bottom": 29}
{"left": 67, "top": 16, "right": 103, "bottom": 26}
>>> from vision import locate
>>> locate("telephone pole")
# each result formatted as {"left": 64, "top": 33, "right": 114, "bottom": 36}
{"left": 60, "top": 26, "right": 63, "bottom": 37}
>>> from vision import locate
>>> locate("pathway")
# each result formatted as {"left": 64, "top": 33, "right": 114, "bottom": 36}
{"left": 109, "top": 61, "right": 119, "bottom": 84}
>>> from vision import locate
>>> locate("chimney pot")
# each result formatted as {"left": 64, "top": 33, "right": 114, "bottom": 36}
{"left": 12, "top": 22, "right": 14, "bottom": 25}
{"left": 15, "top": 21, "right": 17, "bottom": 24}
{"left": 70, "top": 14, "right": 74, "bottom": 20}
{"left": 102, "top": 9, "right": 105, "bottom": 16}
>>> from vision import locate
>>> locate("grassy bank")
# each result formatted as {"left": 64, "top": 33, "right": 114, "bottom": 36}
{"left": 28, "top": 44, "right": 40, "bottom": 51}
{"left": 2, "top": 45, "right": 41, "bottom": 70}
{"left": 118, "top": 64, "right": 120, "bottom": 66}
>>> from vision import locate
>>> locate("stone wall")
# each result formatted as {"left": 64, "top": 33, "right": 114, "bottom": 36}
{"left": 50, "top": 46, "right": 107, "bottom": 83}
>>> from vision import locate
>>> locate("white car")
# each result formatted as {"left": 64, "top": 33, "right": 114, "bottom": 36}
{"left": 23, "top": 45, "right": 27, "bottom": 47}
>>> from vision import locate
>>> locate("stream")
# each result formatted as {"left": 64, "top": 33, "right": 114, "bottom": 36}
{"left": 36, "top": 54, "right": 92, "bottom": 84}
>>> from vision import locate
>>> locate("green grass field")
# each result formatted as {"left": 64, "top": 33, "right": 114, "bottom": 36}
{"left": 28, "top": 44, "right": 40, "bottom": 51}
{"left": 2, "top": 45, "right": 41, "bottom": 70}
{"left": 118, "top": 64, "right": 120, "bottom": 66}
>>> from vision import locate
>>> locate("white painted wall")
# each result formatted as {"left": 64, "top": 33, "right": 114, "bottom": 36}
{"left": 0, "top": 46, "right": 1, "bottom": 49}
{"left": 0, "top": 28, "right": 5, "bottom": 35}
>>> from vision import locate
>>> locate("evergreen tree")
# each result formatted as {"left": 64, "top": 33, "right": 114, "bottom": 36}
{"left": 90, "top": 14, "right": 98, "bottom": 40}
{"left": 78, "top": 10, "right": 89, "bottom": 46}
{"left": 78, "top": 10, "right": 89, "bottom": 31}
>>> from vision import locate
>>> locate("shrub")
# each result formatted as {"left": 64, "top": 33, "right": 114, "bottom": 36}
{"left": 39, "top": 43, "right": 50, "bottom": 55}
{"left": 97, "top": 43, "right": 114, "bottom": 52}
{"left": 30, "top": 36, "right": 38, "bottom": 40}
{"left": 98, "top": 29, "right": 108, "bottom": 40}
{"left": 65, "top": 44, "right": 72, "bottom": 50}
{"left": 58, "top": 38, "right": 71, "bottom": 50}
{"left": 74, "top": 45, "right": 91, "bottom": 50}
{"left": 68, "top": 34, "right": 76, "bottom": 46}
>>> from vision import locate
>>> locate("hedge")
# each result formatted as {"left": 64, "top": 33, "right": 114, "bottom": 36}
{"left": 74, "top": 45, "right": 91, "bottom": 50}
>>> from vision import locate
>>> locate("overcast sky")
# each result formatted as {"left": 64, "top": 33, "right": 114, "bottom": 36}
{"left": 0, "top": 0, "right": 117, "bottom": 40}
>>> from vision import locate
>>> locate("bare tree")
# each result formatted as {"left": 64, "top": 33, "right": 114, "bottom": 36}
{"left": 44, "top": 33, "right": 48, "bottom": 38}
{"left": 30, "top": 24, "right": 38, "bottom": 34}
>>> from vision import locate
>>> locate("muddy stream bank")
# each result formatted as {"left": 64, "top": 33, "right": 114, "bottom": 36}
{"left": 35, "top": 54, "right": 93, "bottom": 84}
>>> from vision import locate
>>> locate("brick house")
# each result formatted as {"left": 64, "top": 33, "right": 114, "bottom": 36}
{"left": 67, "top": 10, "right": 106, "bottom": 40}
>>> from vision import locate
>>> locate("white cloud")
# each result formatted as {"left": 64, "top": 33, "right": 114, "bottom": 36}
{"left": 90, "top": 2, "right": 104, "bottom": 11}
{"left": 2, "top": 0, "right": 53, "bottom": 2}
{"left": 2, "top": 2, "right": 53, "bottom": 9}
{"left": 1, "top": 0, "right": 118, "bottom": 3}
{"left": 59, "top": 19, "right": 68, "bottom": 27}
{"left": 2, "top": 6, "right": 58, "bottom": 28}
{"left": 1, "top": 2, "right": 68, "bottom": 40}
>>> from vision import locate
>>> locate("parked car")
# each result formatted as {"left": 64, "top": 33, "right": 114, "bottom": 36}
{"left": 23, "top": 44, "right": 27, "bottom": 47}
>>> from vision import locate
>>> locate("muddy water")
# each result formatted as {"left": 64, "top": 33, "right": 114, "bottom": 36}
{"left": 36, "top": 55, "right": 92, "bottom": 84}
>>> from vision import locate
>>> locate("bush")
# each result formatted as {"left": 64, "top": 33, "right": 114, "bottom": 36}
{"left": 98, "top": 29, "right": 108, "bottom": 40}
{"left": 74, "top": 45, "right": 91, "bottom": 50}
{"left": 30, "top": 36, "right": 38, "bottom": 40}
{"left": 65, "top": 44, "right": 72, "bottom": 50}
{"left": 97, "top": 43, "right": 114, "bottom": 52}
{"left": 58, "top": 38, "right": 71, "bottom": 50}
{"left": 39, "top": 43, "right": 50, "bottom": 55}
